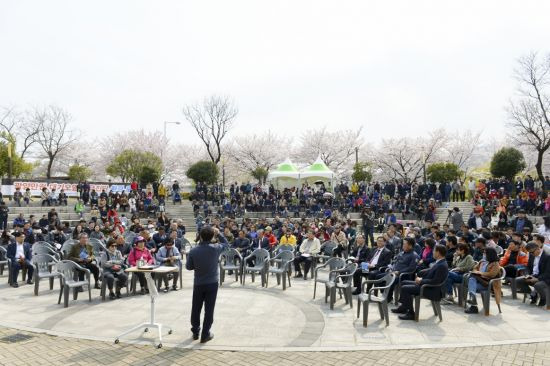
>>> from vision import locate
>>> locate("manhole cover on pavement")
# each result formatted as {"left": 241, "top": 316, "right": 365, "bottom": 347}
{"left": 0, "top": 333, "right": 34, "bottom": 343}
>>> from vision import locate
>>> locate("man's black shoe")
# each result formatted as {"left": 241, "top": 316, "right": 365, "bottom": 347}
{"left": 26, "top": 279, "right": 34, "bottom": 285}
{"left": 294, "top": 273, "right": 303, "bottom": 278}
{"left": 116, "top": 291, "right": 122, "bottom": 299}
{"left": 192, "top": 333, "right": 199, "bottom": 340}
{"left": 398, "top": 312, "right": 415, "bottom": 320}
{"left": 200, "top": 333, "right": 214, "bottom": 343}
{"left": 391, "top": 306, "right": 407, "bottom": 314}
{"left": 12, "top": 282, "right": 19, "bottom": 288}
{"left": 352, "top": 289, "right": 361, "bottom": 295}
{"left": 465, "top": 305, "right": 479, "bottom": 314}
{"left": 172, "top": 285, "right": 178, "bottom": 291}
{"left": 109, "top": 292, "right": 116, "bottom": 300}
{"left": 537, "top": 300, "right": 546, "bottom": 307}
{"left": 94, "top": 283, "right": 101, "bottom": 290}
{"left": 530, "top": 294, "right": 538, "bottom": 305}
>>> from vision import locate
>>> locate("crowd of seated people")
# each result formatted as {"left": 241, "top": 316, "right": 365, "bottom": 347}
{"left": 0, "top": 207, "right": 187, "bottom": 297}
{"left": 1, "top": 177, "right": 550, "bottom": 321}
{"left": 189, "top": 206, "right": 550, "bottom": 318}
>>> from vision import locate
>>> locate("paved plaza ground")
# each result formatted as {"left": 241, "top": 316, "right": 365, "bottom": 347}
{"left": 0, "top": 265, "right": 550, "bottom": 365}
{"left": 1, "top": 326, "right": 549, "bottom": 366}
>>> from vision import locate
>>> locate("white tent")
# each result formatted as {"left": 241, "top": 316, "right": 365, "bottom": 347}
{"left": 267, "top": 158, "right": 301, "bottom": 189}
{"left": 300, "top": 156, "right": 335, "bottom": 191}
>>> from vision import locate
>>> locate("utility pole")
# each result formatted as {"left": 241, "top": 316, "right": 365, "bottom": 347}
{"left": 7, "top": 142, "right": 12, "bottom": 184}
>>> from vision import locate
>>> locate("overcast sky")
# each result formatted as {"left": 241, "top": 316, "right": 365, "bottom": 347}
{"left": 1, "top": 0, "right": 549, "bottom": 144}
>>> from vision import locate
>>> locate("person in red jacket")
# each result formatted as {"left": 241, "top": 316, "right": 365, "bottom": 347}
{"left": 263, "top": 226, "right": 278, "bottom": 250}
{"left": 499, "top": 240, "right": 529, "bottom": 278}
{"left": 128, "top": 236, "right": 155, "bottom": 294}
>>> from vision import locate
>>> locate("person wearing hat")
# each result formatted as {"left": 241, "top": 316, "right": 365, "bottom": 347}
{"left": 101, "top": 239, "right": 127, "bottom": 299}
{"left": 510, "top": 209, "right": 534, "bottom": 235}
{"left": 128, "top": 236, "right": 155, "bottom": 294}
{"left": 6, "top": 232, "right": 33, "bottom": 287}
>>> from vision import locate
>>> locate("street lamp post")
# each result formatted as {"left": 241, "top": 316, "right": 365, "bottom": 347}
{"left": 162, "top": 121, "right": 182, "bottom": 181}
{"left": 164, "top": 121, "right": 181, "bottom": 141}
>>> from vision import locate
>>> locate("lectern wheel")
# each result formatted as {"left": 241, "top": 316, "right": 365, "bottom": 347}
{"left": 157, "top": 343, "right": 162, "bottom": 349}
{"left": 114, "top": 339, "right": 119, "bottom": 344}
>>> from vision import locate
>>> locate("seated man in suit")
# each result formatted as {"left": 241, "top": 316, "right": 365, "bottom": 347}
{"left": 7, "top": 232, "right": 34, "bottom": 287}
{"left": 392, "top": 244, "right": 449, "bottom": 320}
{"left": 251, "top": 229, "right": 270, "bottom": 251}
{"left": 380, "top": 237, "right": 419, "bottom": 302}
{"left": 516, "top": 242, "right": 550, "bottom": 306}
{"left": 352, "top": 236, "right": 392, "bottom": 295}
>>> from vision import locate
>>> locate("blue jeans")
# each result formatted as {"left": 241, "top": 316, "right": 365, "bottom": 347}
{"left": 446, "top": 271, "right": 463, "bottom": 295}
{"left": 468, "top": 276, "right": 487, "bottom": 296}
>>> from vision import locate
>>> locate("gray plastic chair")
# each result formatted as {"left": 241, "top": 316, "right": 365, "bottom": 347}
{"left": 357, "top": 272, "right": 396, "bottom": 327}
{"left": 266, "top": 251, "right": 294, "bottom": 290}
{"left": 452, "top": 261, "right": 478, "bottom": 307}
{"left": 89, "top": 238, "right": 106, "bottom": 257}
{"left": 32, "top": 254, "right": 61, "bottom": 296}
{"left": 313, "top": 257, "right": 345, "bottom": 299}
{"left": 32, "top": 245, "right": 61, "bottom": 261}
{"left": 242, "top": 248, "right": 270, "bottom": 287}
{"left": 479, "top": 267, "right": 506, "bottom": 316}
{"left": 325, "top": 262, "right": 357, "bottom": 310}
{"left": 414, "top": 275, "right": 448, "bottom": 322}
{"left": 56, "top": 260, "right": 92, "bottom": 308}
{"left": 60, "top": 240, "right": 76, "bottom": 259}
{"left": 34, "top": 241, "right": 57, "bottom": 251}
{"left": 0, "top": 246, "right": 8, "bottom": 280}
{"left": 219, "top": 248, "right": 242, "bottom": 286}
{"left": 506, "top": 267, "right": 527, "bottom": 299}
{"left": 313, "top": 241, "right": 337, "bottom": 264}
{"left": 393, "top": 270, "right": 415, "bottom": 305}
{"left": 100, "top": 270, "right": 130, "bottom": 301}
{"left": 522, "top": 280, "right": 550, "bottom": 310}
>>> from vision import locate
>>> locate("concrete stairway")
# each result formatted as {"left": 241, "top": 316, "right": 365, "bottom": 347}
{"left": 164, "top": 201, "right": 196, "bottom": 231}
{"left": 435, "top": 201, "right": 474, "bottom": 226}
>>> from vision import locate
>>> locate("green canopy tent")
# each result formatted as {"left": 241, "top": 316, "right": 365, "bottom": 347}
{"left": 300, "top": 156, "right": 335, "bottom": 192}
{"left": 267, "top": 158, "right": 301, "bottom": 189}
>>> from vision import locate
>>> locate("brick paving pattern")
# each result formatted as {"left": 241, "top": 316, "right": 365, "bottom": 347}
{"left": 0, "top": 327, "right": 549, "bottom": 366}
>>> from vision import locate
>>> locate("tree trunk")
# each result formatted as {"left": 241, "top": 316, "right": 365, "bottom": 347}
{"left": 46, "top": 155, "right": 54, "bottom": 179}
{"left": 535, "top": 149, "right": 545, "bottom": 185}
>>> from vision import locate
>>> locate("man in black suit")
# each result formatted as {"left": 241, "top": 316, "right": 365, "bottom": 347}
{"left": 517, "top": 242, "right": 550, "bottom": 306}
{"left": 6, "top": 232, "right": 34, "bottom": 287}
{"left": 352, "top": 236, "right": 392, "bottom": 295}
{"left": 392, "top": 244, "right": 449, "bottom": 320}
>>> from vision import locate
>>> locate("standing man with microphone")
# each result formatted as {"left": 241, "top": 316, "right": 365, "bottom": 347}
{"left": 186, "top": 226, "right": 228, "bottom": 343}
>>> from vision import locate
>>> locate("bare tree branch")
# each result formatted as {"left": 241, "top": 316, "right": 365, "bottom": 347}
{"left": 182, "top": 95, "right": 237, "bottom": 164}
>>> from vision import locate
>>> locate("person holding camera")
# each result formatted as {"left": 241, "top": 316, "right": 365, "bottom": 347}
{"left": 449, "top": 207, "right": 464, "bottom": 231}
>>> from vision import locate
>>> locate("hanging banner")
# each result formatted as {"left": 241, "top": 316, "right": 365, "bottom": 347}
{"left": 9, "top": 181, "right": 132, "bottom": 197}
